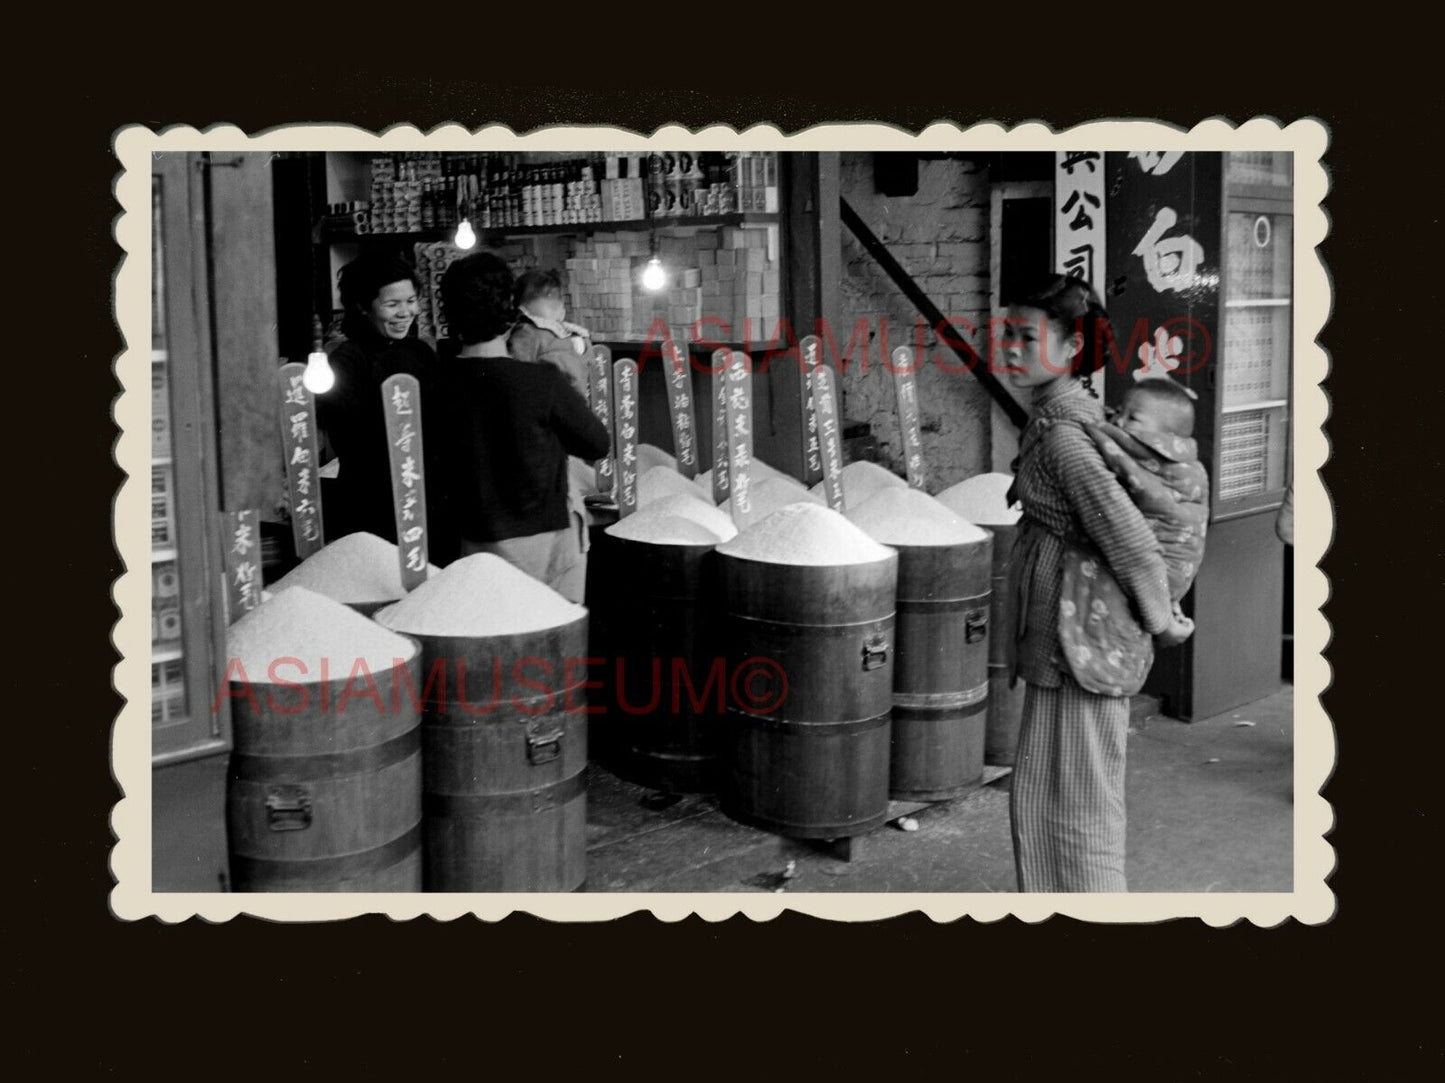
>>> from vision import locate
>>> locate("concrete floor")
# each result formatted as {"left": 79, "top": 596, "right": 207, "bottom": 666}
{"left": 583, "top": 686, "right": 1294, "bottom": 893}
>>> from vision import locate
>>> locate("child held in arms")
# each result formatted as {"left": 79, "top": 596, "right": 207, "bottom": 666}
{"left": 1086, "top": 376, "right": 1210, "bottom": 633}
{"left": 507, "top": 269, "right": 591, "bottom": 399}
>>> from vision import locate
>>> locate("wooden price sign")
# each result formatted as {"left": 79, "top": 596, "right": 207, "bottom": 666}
{"left": 798, "top": 334, "right": 824, "bottom": 487}
{"left": 589, "top": 344, "right": 615, "bottom": 499}
{"left": 710, "top": 349, "right": 731, "bottom": 506}
{"left": 380, "top": 373, "right": 429, "bottom": 592}
{"left": 724, "top": 351, "right": 756, "bottom": 529}
{"left": 813, "top": 361, "right": 845, "bottom": 512}
{"left": 221, "top": 509, "right": 261, "bottom": 624}
{"left": 277, "top": 362, "right": 324, "bottom": 559}
{"left": 613, "top": 358, "right": 640, "bottom": 518}
{"left": 891, "top": 346, "right": 927, "bottom": 491}
{"left": 662, "top": 330, "right": 699, "bottom": 479}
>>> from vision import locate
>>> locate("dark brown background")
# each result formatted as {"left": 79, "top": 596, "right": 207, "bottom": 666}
{"left": 28, "top": 43, "right": 1430, "bottom": 1075}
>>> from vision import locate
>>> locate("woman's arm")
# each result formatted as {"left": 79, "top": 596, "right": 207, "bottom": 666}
{"left": 548, "top": 369, "right": 611, "bottom": 462}
{"left": 1048, "top": 421, "right": 1175, "bottom": 635}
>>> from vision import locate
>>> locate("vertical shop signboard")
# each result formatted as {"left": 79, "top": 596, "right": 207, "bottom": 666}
{"left": 1055, "top": 151, "right": 1108, "bottom": 301}
{"left": 1104, "top": 151, "right": 1222, "bottom": 462}
{"left": 277, "top": 362, "right": 324, "bottom": 559}
{"left": 798, "top": 335, "right": 824, "bottom": 487}
{"left": 590, "top": 345, "right": 615, "bottom": 499}
{"left": 891, "top": 346, "right": 927, "bottom": 491}
{"left": 380, "top": 373, "right": 429, "bottom": 591}
{"left": 813, "top": 362, "right": 845, "bottom": 513}
{"left": 221, "top": 509, "right": 261, "bottom": 625}
{"left": 662, "top": 331, "right": 699, "bottom": 479}
{"left": 612, "top": 359, "right": 639, "bottom": 518}
{"left": 724, "top": 351, "right": 755, "bottom": 529}
{"left": 710, "top": 349, "right": 731, "bottom": 506}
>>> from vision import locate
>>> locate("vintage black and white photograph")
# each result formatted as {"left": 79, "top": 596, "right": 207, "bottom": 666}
{"left": 112, "top": 122, "right": 1330, "bottom": 922}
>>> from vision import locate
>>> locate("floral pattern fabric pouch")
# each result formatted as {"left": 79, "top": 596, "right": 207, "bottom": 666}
{"left": 1057, "top": 545, "right": 1155, "bottom": 697}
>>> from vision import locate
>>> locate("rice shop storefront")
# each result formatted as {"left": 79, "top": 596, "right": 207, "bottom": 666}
{"left": 143, "top": 144, "right": 1296, "bottom": 896}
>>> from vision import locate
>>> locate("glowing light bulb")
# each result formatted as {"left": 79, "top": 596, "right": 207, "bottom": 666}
{"left": 641, "top": 256, "right": 666, "bottom": 292}
{"left": 303, "top": 349, "right": 335, "bottom": 394}
{"left": 454, "top": 219, "right": 477, "bottom": 250}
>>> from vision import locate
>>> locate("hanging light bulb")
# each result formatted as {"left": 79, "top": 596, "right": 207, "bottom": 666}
{"left": 641, "top": 255, "right": 667, "bottom": 292}
{"left": 454, "top": 218, "right": 477, "bottom": 250}
{"left": 303, "top": 314, "right": 335, "bottom": 394}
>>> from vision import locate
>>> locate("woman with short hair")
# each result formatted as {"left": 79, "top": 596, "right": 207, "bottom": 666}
{"left": 438, "top": 251, "right": 610, "bottom": 601}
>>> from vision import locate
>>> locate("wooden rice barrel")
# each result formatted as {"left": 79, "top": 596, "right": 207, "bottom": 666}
{"left": 413, "top": 617, "right": 589, "bottom": 892}
{"left": 598, "top": 533, "right": 722, "bottom": 793}
{"left": 719, "top": 553, "right": 897, "bottom": 838}
{"left": 227, "top": 651, "right": 424, "bottom": 892}
{"left": 889, "top": 534, "right": 993, "bottom": 800}
{"left": 982, "top": 521, "right": 1025, "bottom": 766}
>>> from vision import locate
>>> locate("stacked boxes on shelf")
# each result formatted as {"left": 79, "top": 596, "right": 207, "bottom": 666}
{"left": 696, "top": 225, "right": 781, "bottom": 341}
{"left": 560, "top": 225, "right": 781, "bottom": 342}
{"left": 600, "top": 154, "right": 647, "bottom": 221}
{"left": 565, "top": 232, "right": 651, "bottom": 339}
{"left": 369, "top": 156, "right": 437, "bottom": 234}
{"left": 731, "top": 152, "right": 780, "bottom": 213}
{"left": 413, "top": 241, "right": 457, "bottom": 342}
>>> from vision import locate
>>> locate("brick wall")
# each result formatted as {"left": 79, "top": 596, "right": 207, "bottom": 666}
{"left": 837, "top": 154, "right": 995, "bottom": 492}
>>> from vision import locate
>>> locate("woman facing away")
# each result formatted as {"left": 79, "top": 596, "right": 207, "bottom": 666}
{"left": 1001, "top": 273, "right": 1193, "bottom": 892}
{"left": 437, "top": 251, "right": 610, "bottom": 602}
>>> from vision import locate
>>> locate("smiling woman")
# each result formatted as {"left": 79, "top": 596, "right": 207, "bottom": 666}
{"left": 314, "top": 252, "right": 455, "bottom": 562}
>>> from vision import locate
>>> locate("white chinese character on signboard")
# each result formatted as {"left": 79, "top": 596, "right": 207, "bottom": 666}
{"left": 622, "top": 444, "right": 636, "bottom": 466}
{"left": 1128, "top": 150, "right": 1184, "bottom": 176}
{"left": 284, "top": 379, "right": 307, "bottom": 406}
{"left": 391, "top": 386, "right": 413, "bottom": 415}
{"left": 296, "top": 467, "right": 311, "bottom": 496}
{"left": 1135, "top": 326, "right": 1187, "bottom": 379}
{"left": 290, "top": 445, "right": 311, "bottom": 466}
{"left": 406, "top": 546, "right": 425, "bottom": 571}
{"left": 395, "top": 421, "right": 415, "bottom": 454}
{"left": 732, "top": 413, "right": 750, "bottom": 438}
{"left": 400, "top": 457, "right": 420, "bottom": 488}
{"left": 232, "top": 522, "right": 255, "bottom": 556}
{"left": 402, "top": 526, "right": 423, "bottom": 543}
{"left": 289, "top": 412, "right": 310, "bottom": 442}
{"left": 1132, "top": 208, "right": 1206, "bottom": 294}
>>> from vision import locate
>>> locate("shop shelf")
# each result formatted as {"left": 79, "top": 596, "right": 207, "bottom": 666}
{"left": 319, "top": 212, "right": 780, "bottom": 246}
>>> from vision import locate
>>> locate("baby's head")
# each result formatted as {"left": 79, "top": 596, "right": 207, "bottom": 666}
{"left": 515, "top": 270, "right": 567, "bottom": 323}
{"left": 1120, "top": 377, "right": 1195, "bottom": 439}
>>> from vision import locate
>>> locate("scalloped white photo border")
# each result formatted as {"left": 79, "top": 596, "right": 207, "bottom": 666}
{"left": 111, "top": 119, "right": 1332, "bottom": 925}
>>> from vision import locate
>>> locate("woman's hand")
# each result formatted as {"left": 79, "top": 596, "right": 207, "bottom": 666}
{"left": 1155, "top": 613, "right": 1195, "bottom": 648}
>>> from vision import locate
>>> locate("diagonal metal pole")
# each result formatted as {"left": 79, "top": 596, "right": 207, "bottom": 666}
{"left": 840, "top": 197, "right": 1028, "bottom": 430}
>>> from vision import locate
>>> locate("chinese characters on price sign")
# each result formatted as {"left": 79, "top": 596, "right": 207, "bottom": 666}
{"left": 590, "top": 345, "right": 615, "bottom": 498}
{"left": 710, "top": 349, "right": 732, "bottom": 507}
{"left": 277, "top": 362, "right": 324, "bottom": 558}
{"left": 663, "top": 331, "right": 699, "bottom": 479}
{"left": 380, "top": 373, "right": 428, "bottom": 592}
{"left": 724, "top": 351, "right": 755, "bottom": 528}
{"left": 612, "top": 358, "right": 639, "bottom": 518}
{"left": 222, "top": 509, "right": 261, "bottom": 623}
{"left": 891, "top": 346, "right": 927, "bottom": 491}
